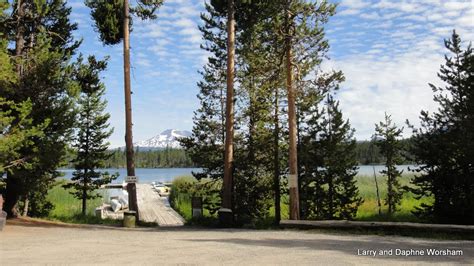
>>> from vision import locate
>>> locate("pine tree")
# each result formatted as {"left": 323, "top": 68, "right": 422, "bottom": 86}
{"left": 85, "top": 0, "right": 163, "bottom": 45}
{"left": 184, "top": 0, "right": 341, "bottom": 223}
{"left": 271, "top": 0, "right": 337, "bottom": 219}
{"left": 179, "top": 3, "right": 228, "bottom": 214}
{"left": 230, "top": 1, "right": 280, "bottom": 224}
{"left": 180, "top": 3, "right": 227, "bottom": 180}
{"left": 298, "top": 71, "right": 345, "bottom": 219}
{"left": 375, "top": 113, "right": 404, "bottom": 215}
{"left": 300, "top": 93, "right": 362, "bottom": 220}
{"left": 86, "top": 0, "right": 163, "bottom": 216}
{"left": 0, "top": 98, "right": 47, "bottom": 173}
{"left": 1, "top": 0, "right": 80, "bottom": 217}
{"left": 409, "top": 31, "right": 474, "bottom": 224}
{"left": 63, "top": 56, "right": 117, "bottom": 216}
{"left": 0, "top": 38, "right": 44, "bottom": 173}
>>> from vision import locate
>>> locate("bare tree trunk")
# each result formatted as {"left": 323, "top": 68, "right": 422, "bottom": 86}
{"left": 22, "top": 197, "right": 29, "bottom": 217}
{"left": 248, "top": 74, "right": 256, "bottom": 162}
{"left": 15, "top": 0, "right": 25, "bottom": 75}
{"left": 4, "top": 177, "right": 21, "bottom": 218}
{"left": 373, "top": 166, "right": 382, "bottom": 215}
{"left": 286, "top": 2, "right": 300, "bottom": 220}
{"left": 327, "top": 95, "right": 333, "bottom": 219}
{"left": 273, "top": 87, "right": 281, "bottom": 225}
{"left": 82, "top": 168, "right": 88, "bottom": 216}
{"left": 220, "top": 0, "right": 235, "bottom": 224}
{"left": 82, "top": 188, "right": 87, "bottom": 216}
{"left": 123, "top": 0, "right": 138, "bottom": 218}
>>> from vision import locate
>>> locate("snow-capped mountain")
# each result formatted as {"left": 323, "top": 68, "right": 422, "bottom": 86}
{"left": 134, "top": 129, "right": 192, "bottom": 149}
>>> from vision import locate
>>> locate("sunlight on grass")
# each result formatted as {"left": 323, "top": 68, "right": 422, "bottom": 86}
{"left": 355, "top": 174, "right": 433, "bottom": 222}
{"left": 46, "top": 180, "right": 118, "bottom": 225}
{"left": 169, "top": 173, "right": 432, "bottom": 226}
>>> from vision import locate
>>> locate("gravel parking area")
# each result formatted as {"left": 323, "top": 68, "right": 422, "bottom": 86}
{"left": 1, "top": 223, "right": 473, "bottom": 265}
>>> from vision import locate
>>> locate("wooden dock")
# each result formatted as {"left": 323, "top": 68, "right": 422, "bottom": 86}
{"left": 136, "top": 184, "right": 184, "bottom": 227}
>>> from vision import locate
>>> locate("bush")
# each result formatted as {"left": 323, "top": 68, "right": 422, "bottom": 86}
{"left": 170, "top": 176, "right": 221, "bottom": 223}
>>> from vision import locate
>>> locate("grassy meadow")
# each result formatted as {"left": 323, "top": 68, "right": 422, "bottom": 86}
{"left": 170, "top": 173, "right": 432, "bottom": 225}
{"left": 46, "top": 179, "right": 119, "bottom": 225}
{"left": 44, "top": 173, "right": 430, "bottom": 226}
{"left": 355, "top": 174, "right": 432, "bottom": 222}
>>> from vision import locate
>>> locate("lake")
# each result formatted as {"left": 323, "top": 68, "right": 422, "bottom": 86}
{"left": 58, "top": 165, "right": 418, "bottom": 184}
{"left": 357, "top": 165, "right": 416, "bottom": 176}
{"left": 58, "top": 168, "right": 202, "bottom": 184}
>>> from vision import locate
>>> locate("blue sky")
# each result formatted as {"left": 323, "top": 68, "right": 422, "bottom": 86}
{"left": 67, "top": 0, "right": 473, "bottom": 148}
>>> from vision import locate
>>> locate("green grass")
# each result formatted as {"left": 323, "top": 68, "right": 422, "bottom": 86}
{"left": 354, "top": 174, "right": 433, "bottom": 222}
{"left": 169, "top": 176, "right": 220, "bottom": 226}
{"left": 170, "top": 173, "right": 433, "bottom": 227}
{"left": 46, "top": 180, "right": 119, "bottom": 225}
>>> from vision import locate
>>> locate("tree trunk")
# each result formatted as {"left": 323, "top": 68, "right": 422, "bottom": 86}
{"left": 4, "top": 176, "right": 21, "bottom": 218}
{"left": 248, "top": 74, "right": 256, "bottom": 163}
{"left": 286, "top": 2, "right": 300, "bottom": 220}
{"left": 123, "top": 0, "right": 138, "bottom": 218}
{"left": 387, "top": 155, "right": 393, "bottom": 215}
{"left": 373, "top": 166, "right": 382, "bottom": 215}
{"left": 222, "top": 0, "right": 235, "bottom": 213}
{"left": 273, "top": 87, "right": 281, "bottom": 225}
{"left": 328, "top": 174, "right": 334, "bottom": 219}
{"left": 326, "top": 95, "right": 333, "bottom": 219}
{"left": 5, "top": 0, "right": 27, "bottom": 218}
{"left": 22, "top": 196, "right": 29, "bottom": 217}
{"left": 15, "top": 0, "right": 25, "bottom": 75}
{"left": 82, "top": 169, "right": 88, "bottom": 216}
{"left": 82, "top": 188, "right": 87, "bottom": 216}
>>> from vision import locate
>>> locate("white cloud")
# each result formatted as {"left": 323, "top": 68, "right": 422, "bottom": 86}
{"left": 338, "top": 8, "right": 362, "bottom": 16}
{"left": 341, "top": 0, "right": 371, "bottom": 9}
{"left": 326, "top": 0, "right": 472, "bottom": 140}
{"left": 443, "top": 1, "right": 471, "bottom": 11}
{"left": 327, "top": 52, "right": 442, "bottom": 139}
{"left": 360, "top": 12, "right": 381, "bottom": 20}
{"left": 175, "top": 18, "right": 196, "bottom": 28}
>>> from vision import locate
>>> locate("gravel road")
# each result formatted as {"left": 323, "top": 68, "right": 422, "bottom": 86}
{"left": 1, "top": 223, "right": 473, "bottom": 265}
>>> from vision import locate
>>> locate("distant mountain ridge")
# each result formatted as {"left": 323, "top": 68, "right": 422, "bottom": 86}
{"left": 133, "top": 129, "right": 192, "bottom": 149}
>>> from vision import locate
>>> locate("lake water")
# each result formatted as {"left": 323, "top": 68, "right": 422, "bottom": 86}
{"left": 357, "top": 165, "right": 416, "bottom": 176}
{"left": 58, "top": 165, "right": 417, "bottom": 184}
{"left": 58, "top": 168, "right": 202, "bottom": 184}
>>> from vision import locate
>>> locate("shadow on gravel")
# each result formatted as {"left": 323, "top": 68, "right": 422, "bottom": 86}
{"left": 6, "top": 217, "right": 242, "bottom": 233}
{"left": 186, "top": 236, "right": 474, "bottom": 264}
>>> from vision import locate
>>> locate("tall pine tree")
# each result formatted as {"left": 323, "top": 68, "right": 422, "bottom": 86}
{"left": 300, "top": 92, "right": 362, "bottom": 220}
{"left": 179, "top": 3, "right": 227, "bottom": 214}
{"left": 409, "top": 31, "right": 474, "bottom": 224}
{"left": 375, "top": 113, "right": 404, "bottom": 215}
{"left": 63, "top": 55, "right": 117, "bottom": 216}
{"left": 1, "top": 0, "right": 80, "bottom": 217}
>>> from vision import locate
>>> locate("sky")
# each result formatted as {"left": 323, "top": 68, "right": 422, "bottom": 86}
{"left": 67, "top": 0, "right": 473, "bottom": 148}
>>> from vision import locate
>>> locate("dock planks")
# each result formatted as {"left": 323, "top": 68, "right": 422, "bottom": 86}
{"left": 136, "top": 184, "right": 185, "bottom": 227}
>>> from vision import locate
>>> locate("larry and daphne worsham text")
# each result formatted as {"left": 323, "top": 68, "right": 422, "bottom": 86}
{"left": 357, "top": 248, "right": 463, "bottom": 257}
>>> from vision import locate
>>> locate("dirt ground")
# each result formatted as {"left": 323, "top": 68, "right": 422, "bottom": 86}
{"left": 0, "top": 220, "right": 473, "bottom": 265}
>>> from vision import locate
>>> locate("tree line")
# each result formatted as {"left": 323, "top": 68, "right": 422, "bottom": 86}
{"left": 60, "top": 140, "right": 410, "bottom": 169}
{"left": 181, "top": 0, "right": 473, "bottom": 225}
{"left": 180, "top": 0, "right": 363, "bottom": 223}
{"left": 354, "top": 139, "right": 414, "bottom": 165}
{"left": 102, "top": 148, "right": 193, "bottom": 168}
{"left": 107, "top": 141, "right": 409, "bottom": 168}
{"left": 0, "top": 0, "right": 472, "bottom": 225}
